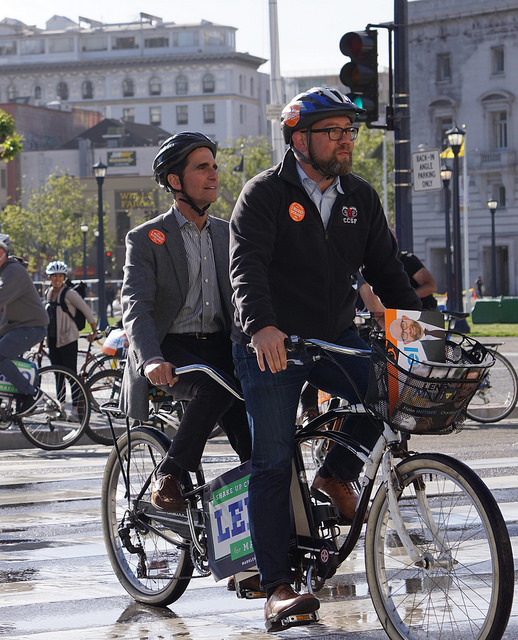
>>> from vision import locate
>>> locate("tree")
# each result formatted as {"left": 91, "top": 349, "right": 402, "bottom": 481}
{"left": 210, "top": 136, "right": 273, "bottom": 219}
{"left": 353, "top": 126, "right": 395, "bottom": 226}
{"left": 0, "top": 109, "right": 23, "bottom": 162}
{"left": 1, "top": 173, "right": 102, "bottom": 276}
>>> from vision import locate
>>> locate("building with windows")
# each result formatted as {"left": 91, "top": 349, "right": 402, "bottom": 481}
{"left": 408, "top": 0, "right": 518, "bottom": 298}
{"left": 0, "top": 14, "right": 268, "bottom": 146}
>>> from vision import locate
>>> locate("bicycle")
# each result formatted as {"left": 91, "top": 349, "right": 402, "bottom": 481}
{"left": 0, "top": 357, "right": 90, "bottom": 450}
{"left": 444, "top": 310, "right": 518, "bottom": 422}
{"left": 101, "top": 329, "right": 513, "bottom": 639}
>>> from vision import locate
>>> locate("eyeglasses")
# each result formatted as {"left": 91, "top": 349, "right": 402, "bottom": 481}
{"left": 310, "top": 126, "right": 359, "bottom": 142}
{"left": 399, "top": 319, "right": 409, "bottom": 342}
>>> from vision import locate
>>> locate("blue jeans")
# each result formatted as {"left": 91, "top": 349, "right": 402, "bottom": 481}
{"left": 0, "top": 326, "right": 47, "bottom": 395}
{"left": 233, "top": 328, "right": 379, "bottom": 591}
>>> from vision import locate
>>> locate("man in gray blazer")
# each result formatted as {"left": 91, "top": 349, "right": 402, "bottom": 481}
{"left": 120, "top": 132, "right": 251, "bottom": 512}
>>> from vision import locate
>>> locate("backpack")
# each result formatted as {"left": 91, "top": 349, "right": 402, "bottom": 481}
{"left": 60, "top": 279, "right": 88, "bottom": 331}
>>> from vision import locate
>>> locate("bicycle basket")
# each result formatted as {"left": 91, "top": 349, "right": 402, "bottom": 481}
{"left": 365, "top": 334, "right": 495, "bottom": 434}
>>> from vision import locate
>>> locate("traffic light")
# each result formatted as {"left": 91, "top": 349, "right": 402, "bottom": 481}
{"left": 105, "top": 250, "right": 113, "bottom": 263}
{"left": 339, "top": 30, "right": 379, "bottom": 125}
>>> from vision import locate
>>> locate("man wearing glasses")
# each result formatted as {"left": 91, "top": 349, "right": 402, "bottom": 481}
{"left": 230, "top": 87, "right": 421, "bottom": 630}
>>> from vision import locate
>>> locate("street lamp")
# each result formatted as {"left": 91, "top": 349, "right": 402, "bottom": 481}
{"left": 488, "top": 198, "right": 498, "bottom": 297}
{"left": 80, "top": 221, "right": 89, "bottom": 279}
{"left": 446, "top": 124, "right": 466, "bottom": 312}
{"left": 440, "top": 165, "right": 453, "bottom": 308}
{"left": 93, "top": 160, "right": 108, "bottom": 330}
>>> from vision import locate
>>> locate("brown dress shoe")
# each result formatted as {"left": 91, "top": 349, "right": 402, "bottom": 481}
{"left": 312, "top": 472, "right": 366, "bottom": 524}
{"left": 151, "top": 474, "right": 185, "bottom": 511}
{"left": 264, "top": 584, "right": 319, "bottom": 632}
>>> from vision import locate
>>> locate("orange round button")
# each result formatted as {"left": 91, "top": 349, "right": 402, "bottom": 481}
{"left": 149, "top": 229, "right": 166, "bottom": 245}
{"left": 289, "top": 202, "right": 305, "bottom": 222}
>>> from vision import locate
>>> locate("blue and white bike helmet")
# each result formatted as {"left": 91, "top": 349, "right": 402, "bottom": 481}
{"left": 46, "top": 260, "right": 68, "bottom": 275}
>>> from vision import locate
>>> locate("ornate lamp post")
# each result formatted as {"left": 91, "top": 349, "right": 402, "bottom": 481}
{"left": 80, "top": 221, "right": 89, "bottom": 279}
{"left": 488, "top": 199, "right": 498, "bottom": 297}
{"left": 446, "top": 124, "right": 466, "bottom": 312}
{"left": 440, "top": 165, "right": 453, "bottom": 308}
{"left": 93, "top": 160, "right": 108, "bottom": 330}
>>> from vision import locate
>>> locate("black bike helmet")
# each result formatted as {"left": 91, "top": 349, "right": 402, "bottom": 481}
{"left": 280, "top": 87, "right": 365, "bottom": 144}
{"left": 153, "top": 132, "right": 217, "bottom": 193}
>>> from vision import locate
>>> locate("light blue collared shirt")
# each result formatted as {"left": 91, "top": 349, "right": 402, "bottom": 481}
{"left": 296, "top": 163, "right": 344, "bottom": 229}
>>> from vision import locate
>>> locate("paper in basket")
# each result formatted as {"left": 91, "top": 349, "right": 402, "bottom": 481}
{"left": 384, "top": 309, "right": 446, "bottom": 417}
{"left": 204, "top": 460, "right": 256, "bottom": 581}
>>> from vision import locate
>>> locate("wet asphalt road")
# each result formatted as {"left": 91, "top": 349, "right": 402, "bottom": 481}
{"left": 0, "top": 337, "right": 517, "bottom": 639}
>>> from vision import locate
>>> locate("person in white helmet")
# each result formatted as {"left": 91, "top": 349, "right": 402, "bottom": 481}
{"left": 0, "top": 234, "right": 49, "bottom": 414}
{"left": 44, "top": 260, "right": 98, "bottom": 421}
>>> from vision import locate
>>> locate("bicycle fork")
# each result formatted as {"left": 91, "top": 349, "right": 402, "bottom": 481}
{"left": 382, "top": 450, "right": 455, "bottom": 570}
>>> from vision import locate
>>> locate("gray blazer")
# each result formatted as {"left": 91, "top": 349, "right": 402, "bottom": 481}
{"left": 120, "top": 208, "right": 234, "bottom": 420}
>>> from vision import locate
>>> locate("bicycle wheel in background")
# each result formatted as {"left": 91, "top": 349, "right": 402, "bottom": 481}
{"left": 102, "top": 426, "right": 193, "bottom": 605}
{"left": 466, "top": 349, "right": 518, "bottom": 423}
{"left": 85, "top": 369, "right": 126, "bottom": 445}
{"left": 18, "top": 365, "right": 90, "bottom": 450}
{"left": 365, "top": 453, "right": 513, "bottom": 640}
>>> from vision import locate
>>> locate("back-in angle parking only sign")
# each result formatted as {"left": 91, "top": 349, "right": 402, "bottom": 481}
{"left": 412, "top": 149, "right": 441, "bottom": 192}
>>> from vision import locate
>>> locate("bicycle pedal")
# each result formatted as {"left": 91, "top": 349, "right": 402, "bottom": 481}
{"left": 237, "top": 586, "right": 266, "bottom": 600}
{"left": 266, "top": 610, "right": 319, "bottom": 632}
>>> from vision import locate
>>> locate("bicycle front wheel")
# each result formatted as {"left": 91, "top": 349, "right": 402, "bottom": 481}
{"left": 19, "top": 365, "right": 90, "bottom": 450}
{"left": 466, "top": 350, "right": 518, "bottom": 423}
{"left": 365, "top": 453, "right": 513, "bottom": 640}
{"left": 102, "top": 426, "right": 193, "bottom": 606}
{"left": 85, "top": 369, "right": 126, "bottom": 445}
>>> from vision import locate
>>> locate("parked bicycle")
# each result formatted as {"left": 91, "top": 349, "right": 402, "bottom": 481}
{"left": 101, "top": 328, "right": 513, "bottom": 640}
{"left": 445, "top": 310, "right": 518, "bottom": 422}
{"left": 0, "top": 357, "right": 90, "bottom": 450}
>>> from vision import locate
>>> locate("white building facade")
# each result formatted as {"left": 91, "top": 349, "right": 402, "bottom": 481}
{"left": 408, "top": 0, "right": 518, "bottom": 298}
{"left": 0, "top": 14, "right": 269, "bottom": 147}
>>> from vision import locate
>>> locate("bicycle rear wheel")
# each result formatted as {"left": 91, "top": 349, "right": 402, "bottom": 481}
{"left": 18, "top": 365, "right": 90, "bottom": 450}
{"left": 466, "top": 349, "right": 518, "bottom": 422}
{"left": 365, "top": 453, "right": 513, "bottom": 640}
{"left": 102, "top": 426, "right": 193, "bottom": 605}
{"left": 85, "top": 369, "right": 126, "bottom": 445}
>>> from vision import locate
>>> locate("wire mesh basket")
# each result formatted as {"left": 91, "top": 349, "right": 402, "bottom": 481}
{"left": 365, "top": 334, "right": 495, "bottom": 434}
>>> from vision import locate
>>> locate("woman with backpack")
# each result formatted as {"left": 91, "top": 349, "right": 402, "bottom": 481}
{"left": 44, "top": 260, "right": 98, "bottom": 421}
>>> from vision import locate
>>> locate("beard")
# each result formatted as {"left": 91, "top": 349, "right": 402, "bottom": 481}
{"left": 313, "top": 149, "right": 353, "bottom": 177}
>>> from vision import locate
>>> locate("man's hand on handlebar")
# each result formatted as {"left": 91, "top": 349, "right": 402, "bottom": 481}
{"left": 251, "top": 326, "right": 289, "bottom": 373}
{"left": 144, "top": 360, "right": 179, "bottom": 388}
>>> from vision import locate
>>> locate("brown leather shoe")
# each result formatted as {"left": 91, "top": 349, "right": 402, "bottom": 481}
{"left": 312, "top": 472, "right": 366, "bottom": 524}
{"left": 151, "top": 474, "right": 185, "bottom": 511}
{"left": 264, "top": 584, "right": 319, "bottom": 632}
{"left": 227, "top": 574, "right": 264, "bottom": 596}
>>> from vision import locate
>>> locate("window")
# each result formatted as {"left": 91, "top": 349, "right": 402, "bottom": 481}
{"left": 149, "top": 77, "right": 161, "bottom": 96}
{"left": 436, "top": 53, "right": 451, "bottom": 82}
{"left": 81, "top": 35, "right": 107, "bottom": 51}
{"left": 20, "top": 39, "right": 45, "bottom": 55}
{"left": 491, "top": 46, "right": 504, "bottom": 75}
{"left": 123, "top": 108, "right": 135, "bottom": 122}
{"left": 239, "top": 75, "right": 243, "bottom": 93}
{"left": 57, "top": 81, "right": 69, "bottom": 100}
{"left": 145, "top": 36, "right": 168, "bottom": 48}
{"left": 492, "top": 111, "right": 508, "bottom": 149}
{"left": 203, "top": 104, "right": 215, "bottom": 124}
{"left": 202, "top": 73, "right": 215, "bottom": 93}
{"left": 7, "top": 84, "right": 17, "bottom": 101}
{"left": 49, "top": 37, "right": 73, "bottom": 53}
{"left": 34, "top": 86, "right": 42, "bottom": 99}
{"left": 495, "top": 185, "right": 507, "bottom": 208}
{"left": 175, "top": 75, "right": 188, "bottom": 95}
{"left": 122, "top": 78, "right": 135, "bottom": 97}
{"left": 82, "top": 80, "right": 94, "bottom": 99}
{"left": 0, "top": 41, "right": 16, "bottom": 56}
{"left": 114, "top": 36, "right": 138, "bottom": 50}
{"left": 204, "top": 30, "right": 225, "bottom": 46}
{"left": 240, "top": 104, "right": 246, "bottom": 124}
{"left": 176, "top": 105, "right": 188, "bottom": 125}
{"left": 172, "top": 31, "right": 199, "bottom": 47}
{"left": 150, "top": 107, "right": 162, "bottom": 126}
{"left": 250, "top": 77, "right": 254, "bottom": 96}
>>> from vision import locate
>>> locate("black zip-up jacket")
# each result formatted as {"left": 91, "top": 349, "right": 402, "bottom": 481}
{"left": 230, "top": 149, "right": 421, "bottom": 345}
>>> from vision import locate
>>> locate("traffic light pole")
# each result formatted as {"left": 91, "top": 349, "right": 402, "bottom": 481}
{"left": 393, "top": 0, "right": 413, "bottom": 252}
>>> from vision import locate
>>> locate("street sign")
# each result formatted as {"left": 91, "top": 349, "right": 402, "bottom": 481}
{"left": 412, "top": 149, "right": 441, "bottom": 192}
{"left": 266, "top": 103, "right": 283, "bottom": 121}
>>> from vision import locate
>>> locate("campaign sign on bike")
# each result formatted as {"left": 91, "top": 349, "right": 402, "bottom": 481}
{"left": 204, "top": 460, "right": 256, "bottom": 581}
{"left": 0, "top": 359, "right": 37, "bottom": 396}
